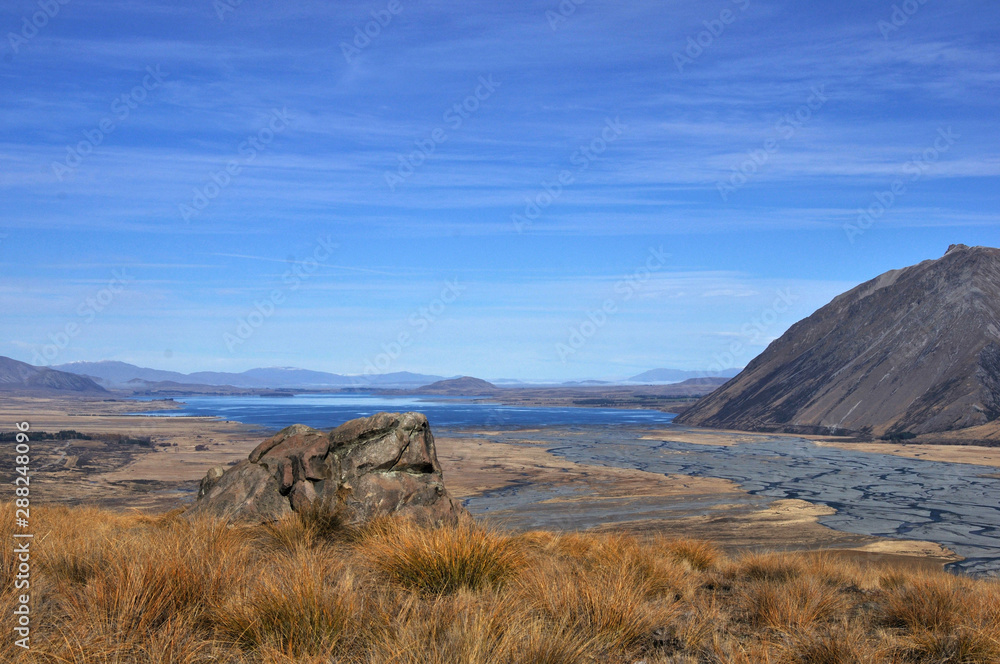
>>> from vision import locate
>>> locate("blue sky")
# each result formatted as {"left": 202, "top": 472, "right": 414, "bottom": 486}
{"left": 1, "top": 0, "right": 998, "bottom": 381}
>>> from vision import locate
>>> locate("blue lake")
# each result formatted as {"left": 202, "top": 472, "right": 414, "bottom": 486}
{"left": 130, "top": 393, "right": 676, "bottom": 430}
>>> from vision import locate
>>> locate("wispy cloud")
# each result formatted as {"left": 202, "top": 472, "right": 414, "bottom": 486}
{"left": 1, "top": 0, "right": 997, "bottom": 378}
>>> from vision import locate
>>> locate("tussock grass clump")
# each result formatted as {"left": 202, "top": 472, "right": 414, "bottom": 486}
{"left": 660, "top": 536, "right": 722, "bottom": 571}
{"left": 880, "top": 572, "right": 969, "bottom": 631}
{"left": 897, "top": 626, "right": 1000, "bottom": 664}
{"left": 516, "top": 561, "right": 674, "bottom": 652}
{"left": 497, "top": 619, "right": 594, "bottom": 664}
{"left": 518, "top": 531, "right": 699, "bottom": 601}
{"left": 258, "top": 497, "right": 352, "bottom": 554}
{"left": 5, "top": 501, "right": 1000, "bottom": 664}
{"left": 579, "top": 533, "right": 696, "bottom": 599}
{"left": 781, "top": 624, "right": 881, "bottom": 664}
{"left": 214, "top": 548, "right": 363, "bottom": 657}
{"left": 728, "top": 551, "right": 807, "bottom": 583}
{"left": 880, "top": 571, "right": 1000, "bottom": 663}
{"left": 736, "top": 576, "right": 848, "bottom": 630}
{"left": 358, "top": 517, "right": 524, "bottom": 594}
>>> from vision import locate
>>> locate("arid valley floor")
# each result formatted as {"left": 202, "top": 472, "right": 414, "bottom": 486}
{"left": 4, "top": 395, "right": 985, "bottom": 573}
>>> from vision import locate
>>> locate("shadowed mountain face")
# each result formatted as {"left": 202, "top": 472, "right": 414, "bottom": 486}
{"left": 676, "top": 245, "right": 1000, "bottom": 437}
{"left": 0, "top": 356, "right": 107, "bottom": 393}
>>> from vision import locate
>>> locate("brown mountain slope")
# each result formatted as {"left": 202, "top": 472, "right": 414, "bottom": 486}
{"left": 414, "top": 376, "right": 500, "bottom": 395}
{"left": 675, "top": 245, "right": 1000, "bottom": 437}
{"left": 0, "top": 356, "right": 107, "bottom": 394}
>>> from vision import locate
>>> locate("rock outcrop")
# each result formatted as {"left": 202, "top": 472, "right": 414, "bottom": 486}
{"left": 675, "top": 245, "right": 1000, "bottom": 438}
{"left": 188, "top": 412, "right": 467, "bottom": 525}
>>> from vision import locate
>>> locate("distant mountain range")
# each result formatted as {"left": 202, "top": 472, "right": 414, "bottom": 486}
{"left": 51, "top": 361, "right": 447, "bottom": 389}
{"left": 677, "top": 244, "right": 1000, "bottom": 438}
{"left": 627, "top": 368, "right": 741, "bottom": 383}
{"left": 46, "top": 360, "right": 733, "bottom": 390}
{"left": 0, "top": 356, "right": 106, "bottom": 394}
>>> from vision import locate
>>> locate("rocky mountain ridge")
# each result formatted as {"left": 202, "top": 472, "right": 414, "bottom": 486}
{"left": 676, "top": 245, "right": 1000, "bottom": 438}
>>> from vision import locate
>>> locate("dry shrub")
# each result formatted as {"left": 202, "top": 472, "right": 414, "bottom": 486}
{"left": 296, "top": 494, "right": 351, "bottom": 540}
{"left": 512, "top": 529, "right": 559, "bottom": 551}
{"left": 660, "top": 537, "right": 724, "bottom": 572}
{"left": 536, "top": 530, "right": 604, "bottom": 562}
{"left": 7, "top": 501, "right": 1000, "bottom": 664}
{"left": 61, "top": 538, "right": 203, "bottom": 634}
{"left": 881, "top": 571, "right": 1000, "bottom": 663}
{"left": 256, "top": 494, "right": 351, "bottom": 554}
{"left": 880, "top": 572, "right": 969, "bottom": 631}
{"left": 524, "top": 531, "right": 698, "bottom": 601}
{"left": 896, "top": 626, "right": 1000, "bottom": 664}
{"left": 56, "top": 514, "right": 252, "bottom": 627}
{"left": 361, "top": 590, "right": 507, "bottom": 664}
{"left": 515, "top": 558, "right": 676, "bottom": 653}
{"left": 136, "top": 615, "right": 218, "bottom": 664}
{"left": 781, "top": 623, "right": 884, "bottom": 664}
{"left": 737, "top": 576, "right": 848, "bottom": 630}
{"left": 34, "top": 505, "right": 124, "bottom": 585}
{"left": 729, "top": 551, "right": 806, "bottom": 584}
{"left": 359, "top": 518, "right": 524, "bottom": 595}
{"left": 214, "top": 546, "right": 363, "bottom": 657}
{"left": 30, "top": 508, "right": 253, "bottom": 661}
{"left": 588, "top": 533, "right": 696, "bottom": 600}
{"left": 708, "top": 634, "right": 780, "bottom": 664}
{"left": 798, "top": 553, "right": 864, "bottom": 588}
{"left": 497, "top": 619, "right": 594, "bottom": 664}
{"left": 259, "top": 512, "right": 319, "bottom": 553}
{"left": 667, "top": 597, "right": 727, "bottom": 654}
{"left": 878, "top": 571, "right": 909, "bottom": 590}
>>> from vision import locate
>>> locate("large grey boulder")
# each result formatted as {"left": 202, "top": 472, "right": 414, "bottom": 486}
{"left": 188, "top": 412, "right": 467, "bottom": 525}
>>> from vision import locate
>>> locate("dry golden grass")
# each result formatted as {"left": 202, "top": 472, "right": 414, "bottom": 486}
{"left": 660, "top": 537, "right": 723, "bottom": 572}
{"left": 2, "top": 502, "right": 1000, "bottom": 663}
{"left": 735, "top": 576, "right": 848, "bottom": 630}
{"left": 359, "top": 517, "right": 525, "bottom": 595}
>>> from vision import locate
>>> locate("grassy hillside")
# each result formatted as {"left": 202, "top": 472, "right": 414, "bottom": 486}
{"left": 2, "top": 503, "right": 999, "bottom": 663}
